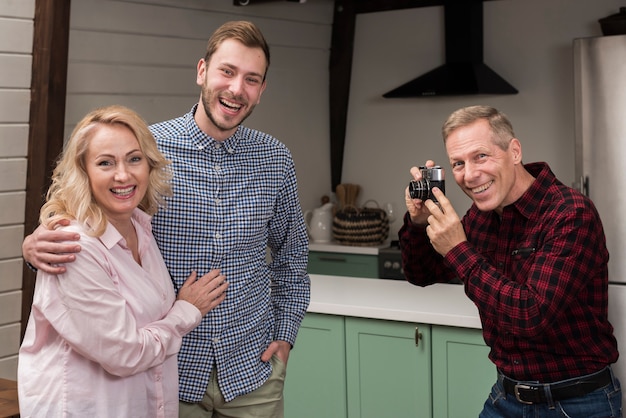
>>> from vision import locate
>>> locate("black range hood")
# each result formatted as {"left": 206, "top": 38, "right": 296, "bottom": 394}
{"left": 383, "top": 1, "right": 517, "bottom": 98}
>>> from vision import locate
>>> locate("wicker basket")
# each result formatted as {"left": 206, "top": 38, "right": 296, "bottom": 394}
{"left": 332, "top": 201, "right": 389, "bottom": 246}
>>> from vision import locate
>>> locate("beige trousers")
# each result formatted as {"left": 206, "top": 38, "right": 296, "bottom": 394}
{"left": 179, "top": 355, "right": 286, "bottom": 418}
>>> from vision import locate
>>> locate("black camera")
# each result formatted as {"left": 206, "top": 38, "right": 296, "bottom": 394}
{"left": 409, "top": 166, "right": 445, "bottom": 203}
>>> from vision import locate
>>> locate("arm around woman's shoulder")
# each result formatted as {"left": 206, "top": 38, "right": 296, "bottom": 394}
{"left": 22, "top": 220, "right": 81, "bottom": 274}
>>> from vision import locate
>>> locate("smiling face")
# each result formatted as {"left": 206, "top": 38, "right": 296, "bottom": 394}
{"left": 446, "top": 118, "right": 528, "bottom": 214}
{"left": 85, "top": 123, "right": 149, "bottom": 226}
{"left": 195, "top": 38, "right": 267, "bottom": 141}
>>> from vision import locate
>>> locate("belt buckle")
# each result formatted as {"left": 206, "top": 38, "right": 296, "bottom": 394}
{"left": 514, "top": 384, "right": 535, "bottom": 405}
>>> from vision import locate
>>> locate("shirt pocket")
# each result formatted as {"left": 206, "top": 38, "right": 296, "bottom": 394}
{"left": 509, "top": 243, "right": 537, "bottom": 282}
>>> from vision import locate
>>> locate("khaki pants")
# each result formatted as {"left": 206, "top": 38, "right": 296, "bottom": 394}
{"left": 179, "top": 355, "right": 286, "bottom": 418}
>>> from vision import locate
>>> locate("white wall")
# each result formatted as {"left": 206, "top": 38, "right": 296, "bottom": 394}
{"left": 0, "top": 0, "right": 34, "bottom": 380}
{"left": 343, "top": 0, "right": 625, "bottom": 237}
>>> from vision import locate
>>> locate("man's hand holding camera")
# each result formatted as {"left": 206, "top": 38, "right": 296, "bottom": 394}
{"left": 422, "top": 188, "right": 466, "bottom": 257}
{"left": 405, "top": 161, "right": 467, "bottom": 257}
{"left": 404, "top": 162, "right": 436, "bottom": 225}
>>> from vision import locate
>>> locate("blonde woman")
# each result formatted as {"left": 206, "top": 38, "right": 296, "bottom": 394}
{"left": 18, "top": 105, "right": 228, "bottom": 417}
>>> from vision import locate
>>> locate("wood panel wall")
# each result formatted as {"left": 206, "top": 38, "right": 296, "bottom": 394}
{"left": 0, "top": 0, "right": 35, "bottom": 379}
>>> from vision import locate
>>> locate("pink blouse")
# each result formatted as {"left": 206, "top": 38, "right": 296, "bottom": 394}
{"left": 18, "top": 209, "right": 200, "bottom": 417}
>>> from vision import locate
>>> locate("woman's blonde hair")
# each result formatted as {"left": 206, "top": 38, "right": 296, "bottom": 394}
{"left": 40, "top": 105, "right": 172, "bottom": 236}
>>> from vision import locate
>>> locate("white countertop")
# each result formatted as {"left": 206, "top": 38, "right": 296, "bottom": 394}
{"left": 308, "top": 242, "right": 385, "bottom": 255}
{"left": 308, "top": 274, "right": 482, "bottom": 329}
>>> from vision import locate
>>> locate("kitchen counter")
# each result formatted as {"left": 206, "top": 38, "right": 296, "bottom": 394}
{"left": 309, "top": 242, "right": 384, "bottom": 255}
{"left": 308, "top": 274, "right": 482, "bottom": 329}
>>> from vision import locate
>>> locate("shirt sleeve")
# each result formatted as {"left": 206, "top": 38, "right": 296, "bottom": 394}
{"left": 266, "top": 157, "right": 311, "bottom": 347}
{"left": 398, "top": 211, "right": 456, "bottom": 286}
{"left": 36, "top": 236, "right": 202, "bottom": 377}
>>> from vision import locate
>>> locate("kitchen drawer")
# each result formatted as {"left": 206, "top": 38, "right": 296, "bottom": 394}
{"left": 308, "top": 251, "right": 378, "bottom": 278}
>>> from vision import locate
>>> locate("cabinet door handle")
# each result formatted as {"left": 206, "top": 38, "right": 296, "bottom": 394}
{"left": 415, "top": 327, "right": 423, "bottom": 347}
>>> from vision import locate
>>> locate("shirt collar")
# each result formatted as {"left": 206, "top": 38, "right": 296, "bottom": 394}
{"left": 99, "top": 208, "right": 152, "bottom": 250}
{"left": 508, "top": 162, "right": 555, "bottom": 219}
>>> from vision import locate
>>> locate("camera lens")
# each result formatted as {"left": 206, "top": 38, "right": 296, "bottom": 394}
{"left": 409, "top": 179, "right": 432, "bottom": 201}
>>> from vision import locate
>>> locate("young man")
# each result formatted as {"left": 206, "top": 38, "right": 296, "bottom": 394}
{"left": 400, "top": 105, "right": 621, "bottom": 417}
{"left": 23, "top": 21, "right": 310, "bottom": 418}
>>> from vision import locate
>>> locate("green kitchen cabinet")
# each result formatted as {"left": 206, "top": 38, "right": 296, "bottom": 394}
{"left": 284, "top": 313, "right": 347, "bottom": 418}
{"left": 285, "top": 314, "right": 493, "bottom": 418}
{"left": 345, "top": 317, "right": 432, "bottom": 418}
{"left": 431, "top": 325, "right": 496, "bottom": 418}
{"left": 308, "top": 251, "right": 378, "bottom": 278}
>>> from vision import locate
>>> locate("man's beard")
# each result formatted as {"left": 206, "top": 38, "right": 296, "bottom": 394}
{"left": 201, "top": 87, "right": 255, "bottom": 134}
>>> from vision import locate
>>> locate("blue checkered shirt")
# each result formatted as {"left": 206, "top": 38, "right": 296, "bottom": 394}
{"left": 149, "top": 105, "right": 310, "bottom": 402}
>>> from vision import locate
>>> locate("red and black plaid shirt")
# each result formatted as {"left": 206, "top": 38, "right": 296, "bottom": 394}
{"left": 399, "top": 162, "right": 618, "bottom": 382}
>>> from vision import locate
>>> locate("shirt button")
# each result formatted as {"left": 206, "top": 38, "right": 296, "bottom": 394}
{"left": 215, "top": 233, "right": 222, "bottom": 239}
{"left": 214, "top": 165, "right": 221, "bottom": 171}
{"left": 212, "top": 337, "right": 220, "bottom": 343}
{"left": 215, "top": 143, "right": 221, "bottom": 149}
{"left": 215, "top": 198, "right": 221, "bottom": 204}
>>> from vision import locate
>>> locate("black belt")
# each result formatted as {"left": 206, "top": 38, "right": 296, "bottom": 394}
{"left": 501, "top": 368, "right": 612, "bottom": 405}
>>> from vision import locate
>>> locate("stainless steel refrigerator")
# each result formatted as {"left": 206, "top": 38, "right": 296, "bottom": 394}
{"left": 574, "top": 34, "right": 626, "bottom": 404}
